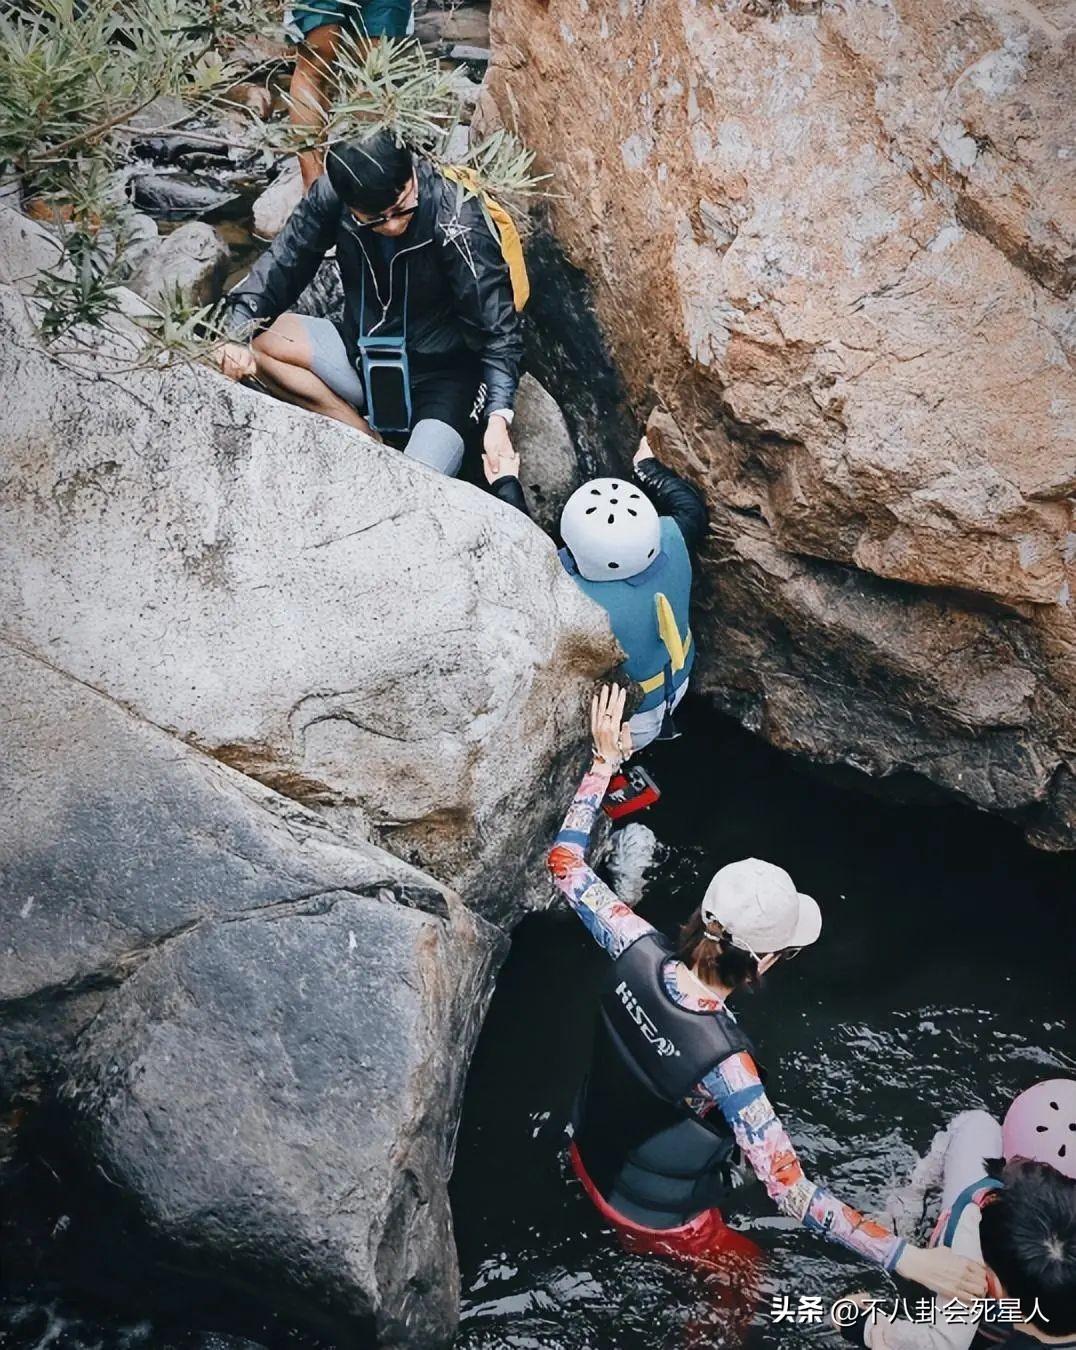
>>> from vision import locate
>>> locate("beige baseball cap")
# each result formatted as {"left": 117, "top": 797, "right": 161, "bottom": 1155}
{"left": 700, "top": 858, "right": 822, "bottom": 956}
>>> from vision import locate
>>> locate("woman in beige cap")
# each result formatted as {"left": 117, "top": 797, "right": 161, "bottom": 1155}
{"left": 546, "top": 683, "right": 986, "bottom": 1304}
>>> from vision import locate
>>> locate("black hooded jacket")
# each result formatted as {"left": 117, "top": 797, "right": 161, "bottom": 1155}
{"left": 224, "top": 159, "right": 524, "bottom": 411}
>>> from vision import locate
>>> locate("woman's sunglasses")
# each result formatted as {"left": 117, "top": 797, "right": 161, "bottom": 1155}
{"left": 727, "top": 933, "right": 806, "bottom": 967}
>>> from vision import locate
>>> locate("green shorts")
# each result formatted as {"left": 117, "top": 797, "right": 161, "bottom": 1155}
{"left": 284, "top": 0, "right": 411, "bottom": 42}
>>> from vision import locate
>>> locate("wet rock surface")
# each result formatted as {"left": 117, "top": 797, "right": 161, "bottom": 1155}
{"left": 0, "top": 637, "right": 503, "bottom": 1346}
{"left": 488, "top": 0, "right": 1076, "bottom": 846}
{"left": 130, "top": 171, "right": 247, "bottom": 221}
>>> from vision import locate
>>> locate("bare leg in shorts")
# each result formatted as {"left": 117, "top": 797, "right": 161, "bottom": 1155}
{"left": 251, "top": 313, "right": 467, "bottom": 474}
{"left": 290, "top": 23, "right": 382, "bottom": 192}
{"left": 251, "top": 314, "right": 376, "bottom": 436}
{"left": 290, "top": 24, "right": 345, "bottom": 192}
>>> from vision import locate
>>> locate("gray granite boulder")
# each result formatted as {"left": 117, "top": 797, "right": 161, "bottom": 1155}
{"left": 0, "top": 206, "right": 618, "bottom": 926}
{"left": 512, "top": 372, "right": 584, "bottom": 534}
{"left": 1, "top": 637, "right": 504, "bottom": 1346}
{"left": 127, "top": 220, "right": 230, "bottom": 308}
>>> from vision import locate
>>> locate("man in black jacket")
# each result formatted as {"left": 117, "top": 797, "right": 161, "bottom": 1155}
{"left": 218, "top": 131, "right": 522, "bottom": 478}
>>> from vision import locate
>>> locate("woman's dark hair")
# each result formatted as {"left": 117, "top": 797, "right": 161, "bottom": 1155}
{"left": 979, "top": 1157, "right": 1076, "bottom": 1333}
{"left": 326, "top": 130, "right": 413, "bottom": 213}
{"left": 677, "top": 908, "right": 760, "bottom": 993}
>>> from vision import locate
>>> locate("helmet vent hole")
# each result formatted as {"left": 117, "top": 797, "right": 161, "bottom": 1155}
{"left": 1051, "top": 1102, "right": 1060, "bottom": 1111}
{"left": 610, "top": 498, "right": 618, "bottom": 505}
{"left": 1037, "top": 1125, "right": 1048, "bottom": 1132}
{"left": 1070, "top": 1123, "right": 1076, "bottom": 1131}
{"left": 647, "top": 548, "right": 655, "bottom": 558}
{"left": 1061, "top": 1145, "right": 1068, "bottom": 1159}
{"left": 607, "top": 561, "right": 619, "bottom": 570}
{"left": 589, "top": 488, "right": 600, "bottom": 496}
{"left": 607, "top": 514, "right": 615, "bottom": 525}
{"left": 630, "top": 492, "right": 640, "bottom": 499}
{"left": 585, "top": 507, "right": 596, "bottom": 515}
{"left": 627, "top": 508, "right": 637, "bottom": 517}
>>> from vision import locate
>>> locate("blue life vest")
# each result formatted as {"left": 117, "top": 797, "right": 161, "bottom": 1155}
{"left": 560, "top": 516, "right": 694, "bottom": 714}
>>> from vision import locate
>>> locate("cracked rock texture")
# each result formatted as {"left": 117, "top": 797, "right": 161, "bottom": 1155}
{"left": 0, "top": 207, "right": 618, "bottom": 922}
{"left": 0, "top": 637, "right": 505, "bottom": 1345}
{"left": 486, "top": 0, "right": 1075, "bottom": 846}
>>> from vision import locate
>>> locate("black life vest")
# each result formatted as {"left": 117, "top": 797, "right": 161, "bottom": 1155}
{"left": 574, "top": 932, "right": 765, "bottom": 1229}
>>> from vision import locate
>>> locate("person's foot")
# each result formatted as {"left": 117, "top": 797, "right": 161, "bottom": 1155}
{"left": 298, "top": 150, "right": 324, "bottom": 193}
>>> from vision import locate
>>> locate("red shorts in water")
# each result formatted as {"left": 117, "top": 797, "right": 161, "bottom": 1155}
{"left": 568, "top": 1141, "right": 762, "bottom": 1269}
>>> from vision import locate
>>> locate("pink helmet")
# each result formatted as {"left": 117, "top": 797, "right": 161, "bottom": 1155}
{"left": 1002, "top": 1079, "right": 1076, "bottom": 1179}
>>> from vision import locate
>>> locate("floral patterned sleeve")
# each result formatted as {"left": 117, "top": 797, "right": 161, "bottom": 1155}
{"left": 546, "top": 762, "right": 655, "bottom": 959}
{"left": 689, "top": 1051, "right": 906, "bottom": 1270}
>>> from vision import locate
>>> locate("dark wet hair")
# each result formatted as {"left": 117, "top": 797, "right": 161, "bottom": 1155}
{"left": 677, "top": 908, "right": 759, "bottom": 993}
{"left": 325, "top": 130, "right": 413, "bottom": 213}
{"left": 979, "top": 1157, "right": 1076, "bottom": 1333}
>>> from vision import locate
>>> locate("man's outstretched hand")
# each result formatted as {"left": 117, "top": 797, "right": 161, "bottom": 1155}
{"left": 482, "top": 416, "right": 519, "bottom": 483}
{"left": 217, "top": 341, "right": 257, "bottom": 382}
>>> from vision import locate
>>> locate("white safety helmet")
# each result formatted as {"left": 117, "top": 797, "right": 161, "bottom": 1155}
{"left": 559, "top": 478, "right": 662, "bottom": 582}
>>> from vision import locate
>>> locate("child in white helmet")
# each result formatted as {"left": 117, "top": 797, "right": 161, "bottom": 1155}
{"left": 486, "top": 434, "right": 708, "bottom": 755}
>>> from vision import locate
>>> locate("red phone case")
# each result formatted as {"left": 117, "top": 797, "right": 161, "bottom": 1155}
{"left": 603, "top": 766, "right": 661, "bottom": 819}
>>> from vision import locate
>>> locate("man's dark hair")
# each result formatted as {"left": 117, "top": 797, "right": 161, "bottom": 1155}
{"left": 979, "top": 1158, "right": 1076, "bottom": 1333}
{"left": 326, "top": 130, "right": 413, "bottom": 213}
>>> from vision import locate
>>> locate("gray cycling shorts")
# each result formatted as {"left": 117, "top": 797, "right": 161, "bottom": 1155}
{"left": 297, "top": 314, "right": 466, "bottom": 477}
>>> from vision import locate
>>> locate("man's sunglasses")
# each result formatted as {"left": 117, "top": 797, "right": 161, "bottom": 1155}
{"left": 351, "top": 203, "right": 417, "bottom": 230}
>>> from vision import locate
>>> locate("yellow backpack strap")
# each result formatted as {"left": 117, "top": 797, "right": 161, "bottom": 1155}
{"left": 442, "top": 163, "right": 530, "bottom": 312}
{"left": 654, "top": 593, "right": 690, "bottom": 673}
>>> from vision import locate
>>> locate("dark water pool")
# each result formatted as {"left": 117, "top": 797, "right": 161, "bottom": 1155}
{"left": 449, "top": 699, "right": 1075, "bottom": 1350}
{"left": 2, "top": 700, "right": 1072, "bottom": 1348}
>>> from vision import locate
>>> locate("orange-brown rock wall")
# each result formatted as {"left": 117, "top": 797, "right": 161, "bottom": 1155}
{"left": 487, "top": 0, "right": 1075, "bottom": 845}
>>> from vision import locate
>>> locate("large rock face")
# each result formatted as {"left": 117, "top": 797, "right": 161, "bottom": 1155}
{"left": 0, "top": 207, "right": 618, "bottom": 922}
{"left": 0, "top": 202, "right": 619, "bottom": 1340}
{"left": 0, "top": 637, "right": 503, "bottom": 1345}
{"left": 486, "top": 0, "right": 1075, "bottom": 846}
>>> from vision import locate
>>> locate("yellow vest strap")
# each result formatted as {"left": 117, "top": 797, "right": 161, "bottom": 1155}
{"left": 442, "top": 163, "right": 530, "bottom": 312}
{"left": 655, "top": 592, "right": 689, "bottom": 673}
{"left": 637, "top": 630, "right": 693, "bottom": 693}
